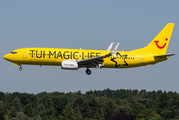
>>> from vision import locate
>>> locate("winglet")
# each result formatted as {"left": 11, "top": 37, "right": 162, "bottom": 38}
{"left": 111, "top": 42, "right": 120, "bottom": 57}
{"left": 107, "top": 43, "right": 114, "bottom": 51}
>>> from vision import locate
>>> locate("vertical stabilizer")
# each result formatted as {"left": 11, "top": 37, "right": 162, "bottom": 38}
{"left": 136, "top": 23, "right": 175, "bottom": 55}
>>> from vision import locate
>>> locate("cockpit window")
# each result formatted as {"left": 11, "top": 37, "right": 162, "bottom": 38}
{"left": 10, "top": 52, "right": 17, "bottom": 54}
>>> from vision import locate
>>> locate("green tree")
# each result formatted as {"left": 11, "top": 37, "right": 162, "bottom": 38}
{"left": 171, "top": 93, "right": 179, "bottom": 117}
{"left": 16, "top": 112, "right": 28, "bottom": 120}
{"left": 175, "top": 108, "right": 179, "bottom": 119}
{"left": 160, "top": 108, "right": 172, "bottom": 119}
{"left": 116, "top": 99, "right": 132, "bottom": 115}
{"left": 0, "top": 104, "right": 7, "bottom": 120}
{"left": 45, "top": 96, "right": 53, "bottom": 109}
{"left": 155, "top": 92, "right": 179, "bottom": 119}
{"left": 73, "top": 107, "right": 82, "bottom": 120}
{"left": 99, "top": 96, "right": 109, "bottom": 107}
{"left": 94, "top": 90, "right": 98, "bottom": 96}
{"left": 85, "top": 90, "right": 93, "bottom": 96}
{"left": 146, "top": 99, "right": 155, "bottom": 109}
{"left": 73, "top": 96, "right": 84, "bottom": 108}
{"left": 23, "top": 103, "right": 33, "bottom": 117}
{"left": 11, "top": 93, "right": 37, "bottom": 108}
{"left": 73, "top": 96, "right": 85, "bottom": 117}
{"left": 104, "top": 88, "right": 113, "bottom": 98}
{"left": 121, "top": 99, "right": 130, "bottom": 106}
{"left": 115, "top": 98, "right": 121, "bottom": 105}
{"left": 85, "top": 98, "right": 102, "bottom": 118}
{"left": 0, "top": 92, "right": 4, "bottom": 101}
{"left": 36, "top": 115, "right": 42, "bottom": 120}
{"left": 109, "top": 112, "right": 136, "bottom": 120}
{"left": 155, "top": 92, "right": 170, "bottom": 115}
{"left": 8, "top": 107, "right": 16, "bottom": 119}
{"left": 103, "top": 100, "right": 117, "bottom": 120}
{"left": 132, "top": 89, "right": 139, "bottom": 96}
{"left": 39, "top": 107, "right": 55, "bottom": 120}
{"left": 119, "top": 105, "right": 132, "bottom": 115}
{"left": 113, "top": 89, "right": 129, "bottom": 99}
{"left": 131, "top": 103, "right": 146, "bottom": 117}
{"left": 77, "top": 90, "right": 82, "bottom": 96}
{"left": 12, "top": 97, "right": 21, "bottom": 113}
{"left": 60, "top": 105, "right": 73, "bottom": 120}
{"left": 3, "top": 96, "right": 12, "bottom": 110}
{"left": 138, "top": 108, "right": 158, "bottom": 119}
{"left": 147, "top": 113, "right": 163, "bottom": 120}
{"left": 52, "top": 97, "right": 68, "bottom": 118}
{"left": 38, "top": 97, "right": 55, "bottom": 119}
{"left": 36, "top": 103, "right": 45, "bottom": 115}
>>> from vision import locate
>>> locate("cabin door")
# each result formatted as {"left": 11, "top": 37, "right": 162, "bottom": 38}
{"left": 23, "top": 50, "right": 28, "bottom": 59}
{"left": 140, "top": 56, "right": 144, "bottom": 64}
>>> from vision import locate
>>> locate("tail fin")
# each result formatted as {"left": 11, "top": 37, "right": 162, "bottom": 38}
{"left": 136, "top": 23, "right": 175, "bottom": 55}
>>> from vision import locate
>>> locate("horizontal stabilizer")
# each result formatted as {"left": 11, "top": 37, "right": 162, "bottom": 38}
{"left": 154, "top": 53, "right": 175, "bottom": 58}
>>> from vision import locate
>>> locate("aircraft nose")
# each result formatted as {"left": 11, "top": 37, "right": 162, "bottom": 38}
{"left": 3, "top": 54, "right": 9, "bottom": 60}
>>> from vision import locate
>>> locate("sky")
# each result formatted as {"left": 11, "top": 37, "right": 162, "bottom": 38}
{"left": 0, "top": 1, "right": 179, "bottom": 94}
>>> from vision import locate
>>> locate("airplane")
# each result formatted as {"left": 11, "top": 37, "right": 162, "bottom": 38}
{"left": 3, "top": 23, "right": 175, "bottom": 75}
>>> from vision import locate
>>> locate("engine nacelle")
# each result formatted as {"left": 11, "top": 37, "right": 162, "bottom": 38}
{"left": 61, "top": 60, "right": 78, "bottom": 70}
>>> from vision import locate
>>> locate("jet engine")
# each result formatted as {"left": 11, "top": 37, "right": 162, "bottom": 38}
{"left": 61, "top": 60, "right": 78, "bottom": 70}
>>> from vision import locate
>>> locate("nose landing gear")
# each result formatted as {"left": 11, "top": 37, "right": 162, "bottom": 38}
{"left": 19, "top": 66, "right": 22, "bottom": 71}
{"left": 86, "top": 68, "right": 91, "bottom": 75}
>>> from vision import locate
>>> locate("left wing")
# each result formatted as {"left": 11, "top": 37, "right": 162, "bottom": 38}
{"left": 77, "top": 43, "right": 120, "bottom": 68}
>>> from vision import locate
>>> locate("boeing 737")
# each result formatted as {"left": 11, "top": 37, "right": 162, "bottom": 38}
{"left": 3, "top": 23, "right": 175, "bottom": 75}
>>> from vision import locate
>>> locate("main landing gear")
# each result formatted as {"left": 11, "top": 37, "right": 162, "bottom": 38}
{"left": 19, "top": 66, "right": 22, "bottom": 71}
{"left": 86, "top": 68, "right": 91, "bottom": 75}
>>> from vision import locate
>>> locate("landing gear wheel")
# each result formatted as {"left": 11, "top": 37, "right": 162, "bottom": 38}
{"left": 86, "top": 69, "right": 91, "bottom": 75}
{"left": 19, "top": 67, "right": 22, "bottom": 71}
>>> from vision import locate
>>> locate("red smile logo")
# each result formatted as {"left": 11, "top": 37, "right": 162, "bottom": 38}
{"left": 154, "top": 38, "right": 168, "bottom": 49}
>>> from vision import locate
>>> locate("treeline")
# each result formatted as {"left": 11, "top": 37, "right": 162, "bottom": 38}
{"left": 0, "top": 88, "right": 179, "bottom": 120}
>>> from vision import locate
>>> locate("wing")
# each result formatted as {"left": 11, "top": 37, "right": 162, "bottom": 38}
{"left": 77, "top": 43, "right": 120, "bottom": 68}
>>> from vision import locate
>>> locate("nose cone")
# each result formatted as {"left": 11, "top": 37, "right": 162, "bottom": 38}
{"left": 3, "top": 54, "right": 10, "bottom": 60}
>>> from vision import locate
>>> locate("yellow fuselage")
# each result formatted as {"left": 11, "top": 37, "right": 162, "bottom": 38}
{"left": 4, "top": 48, "right": 166, "bottom": 68}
